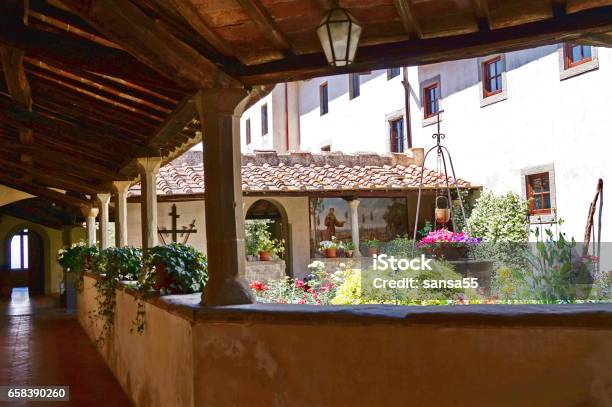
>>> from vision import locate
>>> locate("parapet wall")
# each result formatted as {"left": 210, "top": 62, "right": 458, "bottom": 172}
{"left": 78, "top": 274, "right": 612, "bottom": 407}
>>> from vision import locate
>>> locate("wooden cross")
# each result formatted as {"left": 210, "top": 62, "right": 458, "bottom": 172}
{"left": 158, "top": 204, "right": 197, "bottom": 244}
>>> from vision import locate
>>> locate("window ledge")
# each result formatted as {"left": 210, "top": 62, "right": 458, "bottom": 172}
{"left": 480, "top": 89, "right": 508, "bottom": 108}
{"left": 560, "top": 58, "right": 599, "bottom": 80}
{"left": 422, "top": 114, "right": 442, "bottom": 128}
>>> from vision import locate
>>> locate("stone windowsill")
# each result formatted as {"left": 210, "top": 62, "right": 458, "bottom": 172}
{"left": 82, "top": 272, "right": 612, "bottom": 329}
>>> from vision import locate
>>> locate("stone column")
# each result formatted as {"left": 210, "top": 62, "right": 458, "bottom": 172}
{"left": 136, "top": 157, "right": 162, "bottom": 251}
{"left": 112, "top": 181, "right": 132, "bottom": 247}
{"left": 97, "top": 193, "right": 111, "bottom": 249}
{"left": 195, "top": 87, "right": 254, "bottom": 305}
{"left": 348, "top": 199, "right": 362, "bottom": 256}
{"left": 81, "top": 206, "right": 99, "bottom": 247}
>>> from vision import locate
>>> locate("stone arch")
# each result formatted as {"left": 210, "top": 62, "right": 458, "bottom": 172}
{"left": 245, "top": 199, "right": 292, "bottom": 276}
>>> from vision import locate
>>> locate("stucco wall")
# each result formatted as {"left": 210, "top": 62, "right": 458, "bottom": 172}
{"left": 78, "top": 276, "right": 612, "bottom": 407}
{"left": 0, "top": 185, "right": 31, "bottom": 207}
{"left": 127, "top": 195, "right": 312, "bottom": 277}
{"left": 0, "top": 214, "right": 81, "bottom": 293}
{"left": 77, "top": 275, "right": 194, "bottom": 407}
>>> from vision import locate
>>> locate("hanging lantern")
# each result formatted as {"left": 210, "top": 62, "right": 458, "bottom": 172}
{"left": 317, "top": 8, "right": 362, "bottom": 67}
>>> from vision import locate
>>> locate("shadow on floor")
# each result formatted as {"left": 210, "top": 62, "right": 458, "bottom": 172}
{"left": 0, "top": 288, "right": 132, "bottom": 406}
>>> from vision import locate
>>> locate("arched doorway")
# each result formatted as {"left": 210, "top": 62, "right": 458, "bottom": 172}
{"left": 245, "top": 199, "right": 291, "bottom": 276}
{"left": 5, "top": 228, "right": 45, "bottom": 295}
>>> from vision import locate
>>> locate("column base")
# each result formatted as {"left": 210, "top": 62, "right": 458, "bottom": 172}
{"left": 201, "top": 277, "right": 254, "bottom": 306}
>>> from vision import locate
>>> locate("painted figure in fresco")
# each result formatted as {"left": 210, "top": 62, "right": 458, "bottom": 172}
{"left": 324, "top": 208, "right": 345, "bottom": 240}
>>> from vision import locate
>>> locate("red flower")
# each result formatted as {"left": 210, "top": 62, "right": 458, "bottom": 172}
{"left": 298, "top": 299, "right": 306, "bottom": 304}
{"left": 250, "top": 281, "right": 268, "bottom": 291}
{"left": 294, "top": 280, "right": 308, "bottom": 291}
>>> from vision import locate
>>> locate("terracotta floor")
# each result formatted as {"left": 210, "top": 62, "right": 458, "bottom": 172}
{"left": 0, "top": 288, "right": 132, "bottom": 407}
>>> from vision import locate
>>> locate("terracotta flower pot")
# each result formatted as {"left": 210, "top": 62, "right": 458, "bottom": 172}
{"left": 345, "top": 250, "right": 354, "bottom": 258}
{"left": 259, "top": 251, "right": 271, "bottom": 261}
{"left": 324, "top": 248, "right": 337, "bottom": 258}
{"left": 367, "top": 247, "right": 378, "bottom": 257}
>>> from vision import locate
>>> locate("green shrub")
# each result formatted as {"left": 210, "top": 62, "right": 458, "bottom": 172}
{"left": 468, "top": 191, "right": 529, "bottom": 242}
{"left": 92, "top": 247, "right": 142, "bottom": 281}
{"left": 146, "top": 243, "right": 208, "bottom": 294}
{"left": 383, "top": 235, "right": 419, "bottom": 258}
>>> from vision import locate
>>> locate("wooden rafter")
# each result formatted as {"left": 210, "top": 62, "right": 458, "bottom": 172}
{"left": 472, "top": 0, "right": 491, "bottom": 30}
{"left": 61, "top": 0, "right": 241, "bottom": 89}
{"left": 239, "top": 5, "right": 612, "bottom": 85}
{"left": 235, "top": 0, "right": 295, "bottom": 55}
{"left": 163, "top": 0, "right": 238, "bottom": 59}
{"left": 394, "top": 0, "right": 422, "bottom": 39}
{"left": 314, "top": 0, "right": 339, "bottom": 10}
{"left": 0, "top": 175, "right": 92, "bottom": 209}
{"left": 0, "top": 46, "right": 32, "bottom": 109}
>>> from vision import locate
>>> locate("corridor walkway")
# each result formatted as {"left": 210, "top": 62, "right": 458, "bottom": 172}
{"left": 0, "top": 289, "right": 131, "bottom": 406}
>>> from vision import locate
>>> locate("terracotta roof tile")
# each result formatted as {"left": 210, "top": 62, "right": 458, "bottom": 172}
{"left": 129, "top": 151, "right": 473, "bottom": 197}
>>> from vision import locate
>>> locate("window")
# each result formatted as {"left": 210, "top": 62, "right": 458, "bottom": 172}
{"left": 483, "top": 57, "right": 503, "bottom": 97}
{"left": 319, "top": 83, "right": 329, "bottom": 115}
{"left": 389, "top": 118, "right": 404, "bottom": 153}
{"left": 559, "top": 44, "right": 598, "bottom": 80}
{"left": 349, "top": 74, "right": 360, "bottom": 99}
{"left": 526, "top": 173, "right": 552, "bottom": 215}
{"left": 564, "top": 43, "right": 592, "bottom": 69}
{"left": 245, "top": 118, "right": 251, "bottom": 144}
{"left": 261, "top": 104, "right": 268, "bottom": 135}
{"left": 423, "top": 83, "right": 439, "bottom": 119}
{"left": 387, "top": 67, "right": 400, "bottom": 80}
{"left": 10, "top": 229, "right": 29, "bottom": 270}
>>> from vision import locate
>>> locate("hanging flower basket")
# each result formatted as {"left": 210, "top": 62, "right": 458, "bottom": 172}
{"left": 417, "top": 229, "right": 480, "bottom": 260}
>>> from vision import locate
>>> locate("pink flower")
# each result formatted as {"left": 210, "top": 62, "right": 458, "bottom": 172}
{"left": 294, "top": 280, "right": 307, "bottom": 290}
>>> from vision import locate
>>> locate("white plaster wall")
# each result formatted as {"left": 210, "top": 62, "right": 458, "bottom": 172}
{"left": 410, "top": 45, "right": 612, "bottom": 247}
{"left": 240, "top": 88, "right": 277, "bottom": 152}
{"left": 128, "top": 196, "right": 312, "bottom": 277}
{"left": 298, "top": 71, "right": 406, "bottom": 152}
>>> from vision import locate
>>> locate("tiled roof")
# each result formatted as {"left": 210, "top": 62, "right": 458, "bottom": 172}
{"left": 129, "top": 150, "right": 473, "bottom": 197}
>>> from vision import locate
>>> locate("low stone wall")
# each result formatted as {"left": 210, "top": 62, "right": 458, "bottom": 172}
{"left": 245, "top": 260, "right": 286, "bottom": 282}
{"left": 78, "top": 274, "right": 612, "bottom": 407}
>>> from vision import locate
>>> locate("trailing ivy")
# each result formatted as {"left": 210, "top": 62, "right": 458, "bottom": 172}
{"left": 87, "top": 247, "right": 142, "bottom": 345}
{"left": 57, "top": 242, "right": 99, "bottom": 291}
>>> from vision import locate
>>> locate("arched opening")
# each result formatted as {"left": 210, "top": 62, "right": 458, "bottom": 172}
{"left": 245, "top": 199, "right": 291, "bottom": 276}
{"left": 4, "top": 228, "right": 45, "bottom": 296}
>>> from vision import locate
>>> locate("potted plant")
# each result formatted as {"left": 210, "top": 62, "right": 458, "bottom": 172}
{"left": 257, "top": 235, "right": 284, "bottom": 261}
{"left": 343, "top": 241, "right": 355, "bottom": 258}
{"left": 146, "top": 243, "right": 208, "bottom": 294}
{"left": 319, "top": 240, "right": 338, "bottom": 258}
{"left": 417, "top": 229, "right": 480, "bottom": 261}
{"left": 362, "top": 239, "right": 380, "bottom": 256}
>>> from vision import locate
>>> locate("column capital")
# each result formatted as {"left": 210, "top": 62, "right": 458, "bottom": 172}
{"left": 97, "top": 193, "right": 111, "bottom": 205}
{"left": 136, "top": 156, "right": 162, "bottom": 175}
{"left": 348, "top": 199, "right": 361, "bottom": 209}
{"left": 80, "top": 206, "right": 99, "bottom": 218}
{"left": 195, "top": 87, "right": 250, "bottom": 117}
{"left": 112, "top": 180, "right": 132, "bottom": 193}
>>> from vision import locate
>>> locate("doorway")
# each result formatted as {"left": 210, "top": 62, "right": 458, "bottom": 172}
{"left": 6, "top": 228, "right": 45, "bottom": 295}
{"left": 246, "top": 199, "right": 292, "bottom": 276}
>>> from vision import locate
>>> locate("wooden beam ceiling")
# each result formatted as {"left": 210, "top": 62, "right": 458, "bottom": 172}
{"left": 472, "top": 0, "right": 492, "bottom": 31}
{"left": 238, "top": 5, "right": 612, "bottom": 85}
{"left": 60, "top": 0, "right": 241, "bottom": 90}
{"left": 235, "top": 0, "right": 295, "bottom": 55}
{"left": 393, "top": 0, "right": 423, "bottom": 39}
{"left": 0, "top": 175, "right": 92, "bottom": 208}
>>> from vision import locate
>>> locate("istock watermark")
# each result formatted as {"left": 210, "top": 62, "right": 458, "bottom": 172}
{"left": 372, "top": 254, "right": 433, "bottom": 271}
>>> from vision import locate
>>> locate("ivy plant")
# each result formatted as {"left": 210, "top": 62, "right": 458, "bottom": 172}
{"left": 145, "top": 243, "right": 208, "bottom": 295}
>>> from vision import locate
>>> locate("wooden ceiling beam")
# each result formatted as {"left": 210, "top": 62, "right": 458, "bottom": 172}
{"left": 315, "top": 0, "right": 339, "bottom": 10}
{"left": 239, "top": 5, "right": 612, "bottom": 85}
{"left": 0, "top": 4, "right": 185, "bottom": 94}
{"left": 0, "top": 96, "right": 142, "bottom": 152}
{"left": 394, "top": 0, "right": 423, "bottom": 39}
{"left": 472, "top": 0, "right": 491, "bottom": 30}
{"left": 0, "top": 176, "right": 92, "bottom": 209}
{"left": 0, "top": 46, "right": 32, "bottom": 109}
{"left": 0, "top": 140, "right": 125, "bottom": 180}
{"left": 235, "top": 0, "right": 295, "bottom": 55}
{"left": 0, "top": 160, "right": 106, "bottom": 194}
{"left": 162, "top": 0, "right": 239, "bottom": 59}
{"left": 60, "top": 0, "right": 242, "bottom": 89}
